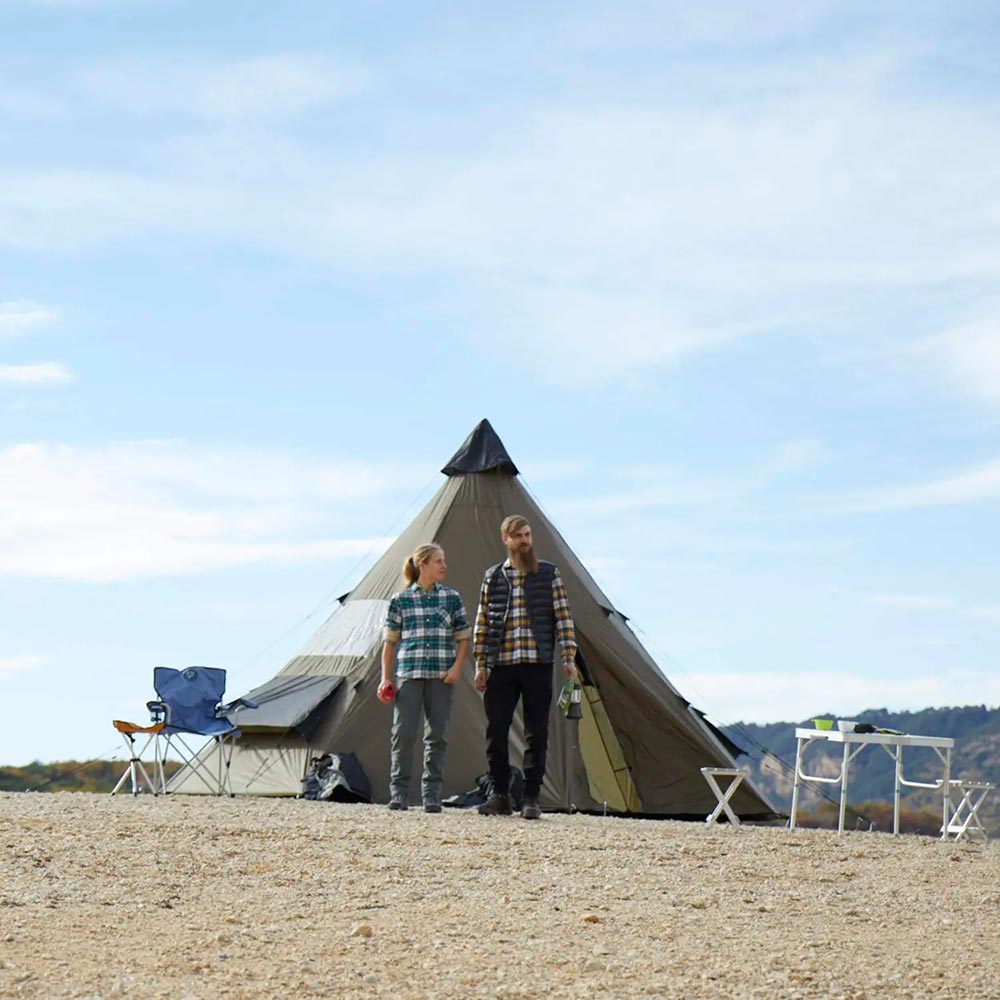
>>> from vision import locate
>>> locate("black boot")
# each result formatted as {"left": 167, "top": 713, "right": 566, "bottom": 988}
{"left": 477, "top": 792, "right": 512, "bottom": 816}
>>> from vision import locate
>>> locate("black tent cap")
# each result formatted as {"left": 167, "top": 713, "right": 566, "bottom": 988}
{"left": 442, "top": 419, "right": 519, "bottom": 476}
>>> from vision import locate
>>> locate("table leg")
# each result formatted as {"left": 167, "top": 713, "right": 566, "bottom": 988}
{"left": 893, "top": 745, "right": 902, "bottom": 836}
{"left": 789, "top": 736, "right": 804, "bottom": 830}
{"left": 838, "top": 740, "right": 850, "bottom": 836}
{"left": 941, "top": 748, "right": 951, "bottom": 841}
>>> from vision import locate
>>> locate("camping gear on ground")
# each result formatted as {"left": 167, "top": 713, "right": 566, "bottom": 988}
{"left": 301, "top": 752, "right": 372, "bottom": 803}
{"left": 168, "top": 419, "right": 777, "bottom": 821}
{"left": 558, "top": 680, "right": 583, "bottom": 720}
{"left": 147, "top": 666, "right": 257, "bottom": 796}
{"left": 443, "top": 767, "right": 524, "bottom": 811}
{"left": 377, "top": 681, "right": 396, "bottom": 704}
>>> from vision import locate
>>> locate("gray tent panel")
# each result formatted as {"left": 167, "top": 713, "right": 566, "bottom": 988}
{"left": 298, "top": 599, "right": 387, "bottom": 658}
{"left": 235, "top": 675, "right": 344, "bottom": 732}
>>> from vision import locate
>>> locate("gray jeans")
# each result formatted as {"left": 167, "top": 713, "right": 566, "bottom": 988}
{"left": 390, "top": 677, "right": 455, "bottom": 804}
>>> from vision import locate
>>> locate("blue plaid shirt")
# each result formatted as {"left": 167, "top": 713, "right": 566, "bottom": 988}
{"left": 383, "top": 583, "right": 472, "bottom": 680}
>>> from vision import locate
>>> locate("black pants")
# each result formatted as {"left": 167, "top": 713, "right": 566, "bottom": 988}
{"left": 484, "top": 662, "right": 553, "bottom": 800}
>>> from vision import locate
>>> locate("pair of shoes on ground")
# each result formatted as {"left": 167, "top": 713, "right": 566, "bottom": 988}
{"left": 477, "top": 792, "right": 541, "bottom": 819}
{"left": 388, "top": 797, "right": 443, "bottom": 813}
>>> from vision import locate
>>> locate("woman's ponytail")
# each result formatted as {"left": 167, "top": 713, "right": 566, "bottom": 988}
{"left": 402, "top": 543, "right": 443, "bottom": 585}
{"left": 402, "top": 555, "right": 420, "bottom": 585}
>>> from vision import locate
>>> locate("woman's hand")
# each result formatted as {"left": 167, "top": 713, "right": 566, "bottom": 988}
{"left": 563, "top": 661, "right": 581, "bottom": 682}
{"left": 443, "top": 664, "right": 462, "bottom": 685}
{"left": 474, "top": 666, "right": 489, "bottom": 693}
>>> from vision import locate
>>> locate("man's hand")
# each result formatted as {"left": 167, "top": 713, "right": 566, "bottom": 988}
{"left": 563, "top": 661, "right": 581, "bottom": 682}
{"left": 443, "top": 664, "right": 462, "bottom": 686}
{"left": 474, "top": 666, "right": 489, "bottom": 693}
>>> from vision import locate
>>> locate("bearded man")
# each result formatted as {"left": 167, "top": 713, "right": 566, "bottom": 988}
{"left": 473, "top": 514, "right": 580, "bottom": 819}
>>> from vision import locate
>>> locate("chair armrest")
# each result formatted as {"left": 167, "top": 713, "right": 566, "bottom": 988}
{"left": 146, "top": 700, "right": 168, "bottom": 722}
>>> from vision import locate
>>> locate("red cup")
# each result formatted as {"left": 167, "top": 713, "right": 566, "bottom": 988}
{"left": 377, "top": 682, "right": 396, "bottom": 704}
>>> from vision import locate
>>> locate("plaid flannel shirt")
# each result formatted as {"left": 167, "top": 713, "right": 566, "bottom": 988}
{"left": 473, "top": 559, "right": 577, "bottom": 668}
{"left": 383, "top": 583, "right": 471, "bottom": 680}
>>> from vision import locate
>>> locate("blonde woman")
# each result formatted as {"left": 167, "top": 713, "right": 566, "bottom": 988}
{"left": 380, "top": 543, "right": 471, "bottom": 812}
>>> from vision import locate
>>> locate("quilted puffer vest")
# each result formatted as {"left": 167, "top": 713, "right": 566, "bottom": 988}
{"left": 483, "top": 561, "right": 556, "bottom": 668}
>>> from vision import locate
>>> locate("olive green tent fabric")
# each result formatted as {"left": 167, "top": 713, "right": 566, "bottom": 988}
{"left": 169, "top": 419, "right": 777, "bottom": 819}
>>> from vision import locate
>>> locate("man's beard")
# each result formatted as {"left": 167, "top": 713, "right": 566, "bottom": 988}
{"left": 509, "top": 543, "right": 539, "bottom": 573}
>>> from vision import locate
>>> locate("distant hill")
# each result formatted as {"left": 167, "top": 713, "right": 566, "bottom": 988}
{"left": 0, "top": 759, "right": 182, "bottom": 794}
{"left": 723, "top": 705, "right": 1000, "bottom": 835}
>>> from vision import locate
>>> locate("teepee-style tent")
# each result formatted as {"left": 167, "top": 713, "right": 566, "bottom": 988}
{"left": 169, "top": 420, "right": 777, "bottom": 819}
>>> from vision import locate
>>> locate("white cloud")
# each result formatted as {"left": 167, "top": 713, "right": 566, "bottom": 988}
{"left": 829, "top": 457, "right": 1000, "bottom": 513}
{"left": 970, "top": 605, "right": 1000, "bottom": 624}
{"left": 0, "top": 301, "right": 60, "bottom": 340}
{"left": 552, "top": 441, "right": 824, "bottom": 516}
{"left": 492, "top": 284, "right": 753, "bottom": 385}
{"left": 927, "top": 319, "right": 1000, "bottom": 405}
{"left": 0, "top": 441, "right": 405, "bottom": 582}
{"left": 754, "top": 439, "right": 829, "bottom": 481}
{"left": 0, "top": 362, "right": 75, "bottom": 385}
{"left": 866, "top": 593, "right": 957, "bottom": 611}
{"left": 689, "top": 669, "right": 1000, "bottom": 725}
{"left": 0, "top": 39, "right": 997, "bottom": 382}
{"left": 82, "top": 53, "right": 368, "bottom": 122}
{"left": 560, "top": 0, "right": 842, "bottom": 51}
{"left": 1, "top": 90, "right": 996, "bottom": 276}
{"left": 557, "top": 477, "right": 728, "bottom": 515}
{"left": 0, "top": 655, "right": 43, "bottom": 675}
{"left": 0, "top": 90, "right": 64, "bottom": 118}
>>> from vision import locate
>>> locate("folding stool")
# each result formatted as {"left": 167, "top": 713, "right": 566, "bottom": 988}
{"left": 700, "top": 766, "right": 750, "bottom": 826}
{"left": 110, "top": 719, "right": 166, "bottom": 796}
{"left": 944, "top": 779, "right": 993, "bottom": 842}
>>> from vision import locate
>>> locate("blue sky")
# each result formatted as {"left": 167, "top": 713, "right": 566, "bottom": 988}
{"left": 1, "top": 1, "right": 998, "bottom": 764}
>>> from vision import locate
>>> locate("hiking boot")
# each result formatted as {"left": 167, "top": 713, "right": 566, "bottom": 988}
{"left": 388, "top": 797, "right": 408, "bottom": 811}
{"left": 477, "top": 792, "right": 512, "bottom": 816}
{"left": 521, "top": 796, "right": 541, "bottom": 820}
{"left": 423, "top": 799, "right": 442, "bottom": 814}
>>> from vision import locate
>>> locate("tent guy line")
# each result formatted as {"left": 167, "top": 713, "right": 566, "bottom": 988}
{"left": 230, "top": 469, "right": 444, "bottom": 683}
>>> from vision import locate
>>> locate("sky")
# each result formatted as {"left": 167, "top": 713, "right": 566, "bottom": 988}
{"left": 1, "top": 1, "right": 999, "bottom": 765}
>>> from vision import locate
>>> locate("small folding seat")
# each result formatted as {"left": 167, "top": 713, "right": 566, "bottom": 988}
{"left": 110, "top": 718, "right": 166, "bottom": 796}
{"left": 944, "top": 779, "right": 993, "bottom": 842}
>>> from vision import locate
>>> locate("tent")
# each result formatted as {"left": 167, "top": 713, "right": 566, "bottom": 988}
{"left": 169, "top": 419, "right": 777, "bottom": 819}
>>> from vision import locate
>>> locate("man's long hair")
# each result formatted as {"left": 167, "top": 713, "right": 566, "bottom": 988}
{"left": 501, "top": 514, "right": 539, "bottom": 574}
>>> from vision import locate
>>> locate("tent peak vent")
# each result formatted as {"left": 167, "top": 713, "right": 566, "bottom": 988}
{"left": 441, "top": 419, "right": 519, "bottom": 477}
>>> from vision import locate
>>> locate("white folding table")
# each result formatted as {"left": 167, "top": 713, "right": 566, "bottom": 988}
{"left": 788, "top": 728, "right": 954, "bottom": 838}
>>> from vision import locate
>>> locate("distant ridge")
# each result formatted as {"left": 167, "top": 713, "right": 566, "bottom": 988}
{"left": 0, "top": 759, "right": 182, "bottom": 793}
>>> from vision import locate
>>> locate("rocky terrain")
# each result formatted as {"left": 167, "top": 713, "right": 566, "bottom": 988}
{"left": 1, "top": 792, "right": 998, "bottom": 999}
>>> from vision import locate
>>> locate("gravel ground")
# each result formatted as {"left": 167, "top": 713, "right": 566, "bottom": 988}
{"left": 1, "top": 792, "right": 998, "bottom": 1000}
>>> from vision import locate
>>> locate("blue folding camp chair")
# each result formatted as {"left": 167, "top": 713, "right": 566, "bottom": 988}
{"left": 147, "top": 666, "right": 257, "bottom": 797}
